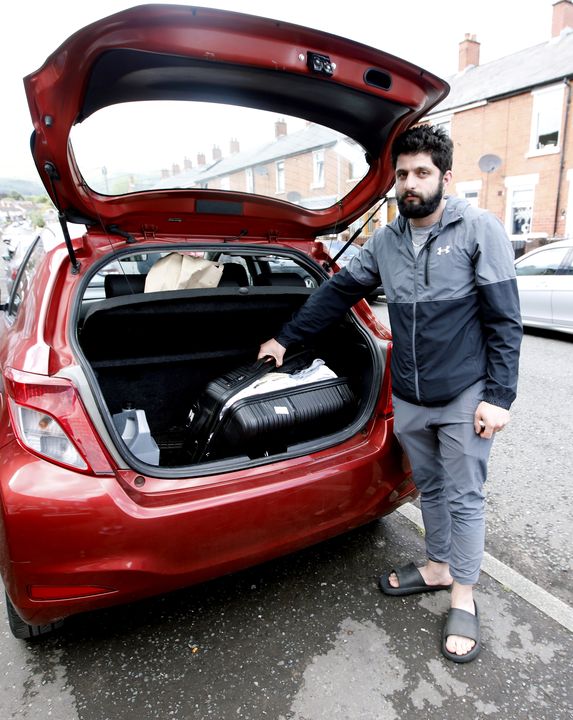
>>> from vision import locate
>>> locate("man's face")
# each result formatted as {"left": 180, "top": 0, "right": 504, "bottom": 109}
{"left": 394, "top": 152, "right": 451, "bottom": 219}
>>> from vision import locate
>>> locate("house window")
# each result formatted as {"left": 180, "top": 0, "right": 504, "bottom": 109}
{"left": 276, "top": 160, "right": 285, "bottom": 194}
{"left": 433, "top": 117, "right": 452, "bottom": 137}
{"left": 348, "top": 155, "right": 368, "bottom": 181}
{"left": 504, "top": 175, "right": 539, "bottom": 237}
{"left": 529, "top": 85, "right": 563, "bottom": 154}
{"left": 510, "top": 189, "right": 533, "bottom": 235}
{"left": 464, "top": 192, "right": 479, "bottom": 208}
{"left": 456, "top": 180, "right": 482, "bottom": 208}
{"left": 245, "top": 167, "right": 254, "bottom": 193}
{"left": 312, "top": 150, "right": 325, "bottom": 188}
{"left": 335, "top": 138, "right": 368, "bottom": 181}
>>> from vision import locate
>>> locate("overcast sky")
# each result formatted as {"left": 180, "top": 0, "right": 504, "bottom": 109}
{"left": 2, "top": 0, "right": 556, "bottom": 180}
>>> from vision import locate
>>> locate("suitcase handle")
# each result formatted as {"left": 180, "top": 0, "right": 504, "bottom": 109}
{"left": 252, "top": 355, "right": 277, "bottom": 372}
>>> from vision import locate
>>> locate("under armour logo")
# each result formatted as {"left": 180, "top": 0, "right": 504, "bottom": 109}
{"left": 436, "top": 245, "right": 451, "bottom": 255}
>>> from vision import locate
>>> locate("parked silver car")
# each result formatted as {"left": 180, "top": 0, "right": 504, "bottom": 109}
{"left": 514, "top": 239, "right": 573, "bottom": 334}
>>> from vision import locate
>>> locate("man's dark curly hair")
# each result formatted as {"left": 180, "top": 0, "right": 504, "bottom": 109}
{"left": 391, "top": 125, "right": 453, "bottom": 175}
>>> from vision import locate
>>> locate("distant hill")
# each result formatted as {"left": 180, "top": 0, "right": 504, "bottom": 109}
{"left": 0, "top": 178, "right": 44, "bottom": 197}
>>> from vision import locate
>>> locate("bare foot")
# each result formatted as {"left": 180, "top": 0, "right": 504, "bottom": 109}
{"left": 388, "top": 559, "right": 453, "bottom": 589}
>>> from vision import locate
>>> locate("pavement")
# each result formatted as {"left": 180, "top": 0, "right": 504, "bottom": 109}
{"left": 1, "top": 507, "right": 572, "bottom": 720}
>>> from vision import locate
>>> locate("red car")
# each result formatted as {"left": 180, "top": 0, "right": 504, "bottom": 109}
{"left": 0, "top": 5, "right": 447, "bottom": 638}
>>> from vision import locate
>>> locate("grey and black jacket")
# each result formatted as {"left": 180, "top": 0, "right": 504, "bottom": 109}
{"left": 277, "top": 196, "right": 522, "bottom": 409}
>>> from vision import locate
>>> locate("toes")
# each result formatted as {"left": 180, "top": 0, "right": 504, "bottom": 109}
{"left": 388, "top": 571, "right": 399, "bottom": 588}
{"left": 446, "top": 635, "right": 475, "bottom": 656}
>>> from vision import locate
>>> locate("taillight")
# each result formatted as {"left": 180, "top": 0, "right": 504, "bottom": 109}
{"left": 10, "top": 403, "right": 87, "bottom": 469}
{"left": 4, "top": 368, "right": 114, "bottom": 474}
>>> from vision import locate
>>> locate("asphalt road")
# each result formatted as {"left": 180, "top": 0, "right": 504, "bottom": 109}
{"left": 1, "top": 300, "right": 572, "bottom": 719}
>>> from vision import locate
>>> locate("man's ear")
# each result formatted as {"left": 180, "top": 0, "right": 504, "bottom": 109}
{"left": 442, "top": 169, "right": 453, "bottom": 193}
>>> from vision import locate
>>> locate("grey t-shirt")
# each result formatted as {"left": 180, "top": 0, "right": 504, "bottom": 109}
{"left": 409, "top": 222, "right": 436, "bottom": 256}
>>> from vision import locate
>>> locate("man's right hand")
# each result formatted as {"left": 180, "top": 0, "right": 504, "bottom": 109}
{"left": 258, "top": 338, "right": 287, "bottom": 367}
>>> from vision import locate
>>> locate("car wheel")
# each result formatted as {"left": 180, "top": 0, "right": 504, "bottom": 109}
{"left": 5, "top": 592, "right": 64, "bottom": 639}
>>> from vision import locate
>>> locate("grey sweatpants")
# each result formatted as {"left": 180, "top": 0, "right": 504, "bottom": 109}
{"left": 392, "top": 380, "right": 494, "bottom": 585}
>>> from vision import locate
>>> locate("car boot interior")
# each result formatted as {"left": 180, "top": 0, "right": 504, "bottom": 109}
{"left": 76, "top": 261, "right": 379, "bottom": 470}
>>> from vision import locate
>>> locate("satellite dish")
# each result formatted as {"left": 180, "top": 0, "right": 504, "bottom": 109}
{"left": 287, "top": 191, "right": 302, "bottom": 204}
{"left": 478, "top": 154, "right": 502, "bottom": 173}
{"left": 254, "top": 165, "right": 268, "bottom": 176}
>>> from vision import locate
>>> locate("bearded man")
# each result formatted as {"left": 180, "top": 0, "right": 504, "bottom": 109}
{"left": 259, "top": 124, "right": 522, "bottom": 663}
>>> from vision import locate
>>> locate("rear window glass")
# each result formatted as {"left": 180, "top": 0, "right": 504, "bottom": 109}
{"left": 82, "top": 249, "right": 322, "bottom": 305}
{"left": 70, "top": 101, "right": 369, "bottom": 210}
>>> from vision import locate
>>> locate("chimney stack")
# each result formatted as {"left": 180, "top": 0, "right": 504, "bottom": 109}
{"left": 275, "top": 118, "right": 287, "bottom": 139}
{"left": 212, "top": 145, "right": 222, "bottom": 161}
{"left": 184, "top": 156, "right": 193, "bottom": 170}
{"left": 172, "top": 163, "right": 181, "bottom": 175}
{"left": 197, "top": 152, "right": 206, "bottom": 166}
{"left": 458, "top": 33, "right": 480, "bottom": 71}
{"left": 230, "top": 138, "right": 240, "bottom": 154}
{"left": 552, "top": 0, "right": 573, "bottom": 37}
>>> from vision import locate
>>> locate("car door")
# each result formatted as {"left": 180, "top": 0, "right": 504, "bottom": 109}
{"left": 515, "top": 245, "right": 571, "bottom": 326}
{"left": 550, "top": 251, "right": 573, "bottom": 331}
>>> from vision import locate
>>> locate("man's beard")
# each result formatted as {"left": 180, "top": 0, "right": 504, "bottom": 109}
{"left": 397, "top": 180, "right": 444, "bottom": 219}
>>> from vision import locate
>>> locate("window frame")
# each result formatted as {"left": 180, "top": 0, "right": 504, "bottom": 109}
{"left": 456, "top": 180, "right": 482, "bottom": 208}
{"left": 433, "top": 116, "right": 452, "bottom": 137}
{"left": 275, "top": 160, "right": 285, "bottom": 194}
{"left": 528, "top": 84, "right": 564, "bottom": 157}
{"left": 504, "top": 174, "right": 539, "bottom": 239}
{"left": 312, "top": 149, "right": 325, "bottom": 189}
{"left": 245, "top": 167, "right": 254, "bottom": 194}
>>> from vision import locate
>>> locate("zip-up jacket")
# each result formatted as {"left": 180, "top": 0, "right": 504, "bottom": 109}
{"left": 277, "top": 196, "right": 522, "bottom": 409}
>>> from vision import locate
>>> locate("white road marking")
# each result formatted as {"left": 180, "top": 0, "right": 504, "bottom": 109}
{"left": 397, "top": 502, "right": 573, "bottom": 633}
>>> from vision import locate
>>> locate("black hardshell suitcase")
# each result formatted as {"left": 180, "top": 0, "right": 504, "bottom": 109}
{"left": 187, "top": 354, "right": 356, "bottom": 463}
{"left": 187, "top": 352, "right": 310, "bottom": 462}
{"left": 211, "top": 377, "right": 356, "bottom": 459}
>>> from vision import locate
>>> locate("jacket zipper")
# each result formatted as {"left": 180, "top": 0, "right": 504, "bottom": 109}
{"left": 389, "top": 210, "right": 459, "bottom": 404}
{"left": 412, "top": 228, "right": 440, "bottom": 402}
{"left": 412, "top": 253, "right": 420, "bottom": 401}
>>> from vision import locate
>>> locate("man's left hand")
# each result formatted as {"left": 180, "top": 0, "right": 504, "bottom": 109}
{"left": 474, "top": 401, "right": 511, "bottom": 439}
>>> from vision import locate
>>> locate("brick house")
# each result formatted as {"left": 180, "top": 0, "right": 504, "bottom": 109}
{"left": 153, "top": 1, "right": 573, "bottom": 246}
{"left": 154, "top": 119, "right": 365, "bottom": 211}
{"left": 425, "top": 0, "right": 573, "bottom": 247}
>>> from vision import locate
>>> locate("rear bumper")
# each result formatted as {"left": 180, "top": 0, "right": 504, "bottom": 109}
{"left": 0, "top": 430, "right": 414, "bottom": 626}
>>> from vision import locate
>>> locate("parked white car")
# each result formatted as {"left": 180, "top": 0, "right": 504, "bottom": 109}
{"left": 514, "top": 239, "right": 573, "bottom": 334}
